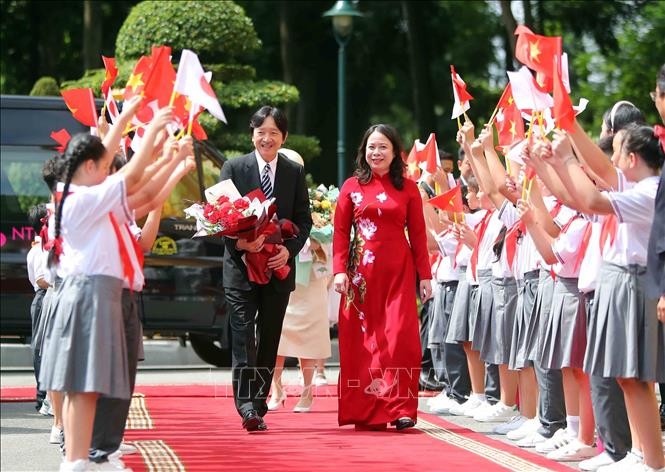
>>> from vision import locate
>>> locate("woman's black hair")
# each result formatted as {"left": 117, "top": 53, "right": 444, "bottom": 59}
{"left": 354, "top": 124, "right": 406, "bottom": 190}
{"left": 597, "top": 135, "right": 614, "bottom": 158}
{"left": 464, "top": 175, "right": 480, "bottom": 213}
{"left": 47, "top": 133, "right": 107, "bottom": 267}
{"left": 111, "top": 153, "right": 127, "bottom": 173}
{"left": 620, "top": 123, "right": 665, "bottom": 172}
{"left": 601, "top": 101, "right": 645, "bottom": 135}
{"left": 28, "top": 203, "right": 48, "bottom": 233}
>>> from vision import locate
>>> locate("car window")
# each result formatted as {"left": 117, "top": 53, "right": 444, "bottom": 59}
{"left": 1, "top": 145, "right": 51, "bottom": 217}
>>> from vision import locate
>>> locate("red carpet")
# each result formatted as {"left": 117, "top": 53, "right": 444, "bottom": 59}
{"left": 2, "top": 385, "right": 573, "bottom": 471}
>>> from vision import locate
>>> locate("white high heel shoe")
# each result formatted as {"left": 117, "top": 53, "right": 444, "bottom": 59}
{"left": 267, "top": 387, "right": 287, "bottom": 411}
{"left": 293, "top": 386, "right": 313, "bottom": 413}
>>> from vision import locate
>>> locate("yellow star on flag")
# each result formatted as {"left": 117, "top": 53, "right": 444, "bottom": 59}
{"left": 529, "top": 40, "right": 541, "bottom": 62}
{"left": 509, "top": 120, "right": 517, "bottom": 138}
{"left": 508, "top": 96, "right": 514, "bottom": 106}
{"left": 126, "top": 73, "right": 144, "bottom": 92}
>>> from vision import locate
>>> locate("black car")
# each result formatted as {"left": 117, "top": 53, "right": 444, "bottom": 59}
{"left": 0, "top": 95, "right": 232, "bottom": 366}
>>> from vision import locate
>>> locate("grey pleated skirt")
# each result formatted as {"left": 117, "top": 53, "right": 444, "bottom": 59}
{"left": 428, "top": 280, "right": 458, "bottom": 347}
{"left": 538, "top": 276, "right": 587, "bottom": 370}
{"left": 471, "top": 270, "right": 494, "bottom": 353}
{"left": 39, "top": 274, "right": 131, "bottom": 399}
{"left": 509, "top": 270, "right": 539, "bottom": 370}
{"left": 33, "top": 277, "right": 63, "bottom": 355}
{"left": 481, "top": 276, "right": 518, "bottom": 365}
{"left": 446, "top": 269, "right": 472, "bottom": 343}
{"left": 584, "top": 262, "right": 665, "bottom": 382}
{"left": 526, "top": 269, "right": 556, "bottom": 362}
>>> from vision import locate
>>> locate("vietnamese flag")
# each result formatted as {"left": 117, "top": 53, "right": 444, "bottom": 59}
{"left": 124, "top": 55, "right": 152, "bottom": 101}
{"left": 514, "top": 25, "right": 562, "bottom": 92}
{"left": 552, "top": 55, "right": 575, "bottom": 132}
{"left": 101, "top": 56, "right": 118, "bottom": 98}
{"left": 495, "top": 104, "right": 525, "bottom": 148}
{"left": 50, "top": 129, "right": 71, "bottom": 153}
{"left": 428, "top": 185, "right": 464, "bottom": 214}
{"left": 405, "top": 142, "right": 422, "bottom": 181}
{"left": 61, "top": 88, "right": 98, "bottom": 127}
{"left": 142, "top": 46, "right": 176, "bottom": 108}
{"left": 419, "top": 133, "right": 439, "bottom": 175}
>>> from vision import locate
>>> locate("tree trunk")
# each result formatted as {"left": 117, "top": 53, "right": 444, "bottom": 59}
{"left": 401, "top": 0, "right": 436, "bottom": 137}
{"left": 499, "top": 0, "right": 517, "bottom": 69}
{"left": 279, "top": 1, "right": 296, "bottom": 130}
{"left": 83, "top": 0, "right": 102, "bottom": 72}
{"left": 522, "top": 0, "right": 534, "bottom": 28}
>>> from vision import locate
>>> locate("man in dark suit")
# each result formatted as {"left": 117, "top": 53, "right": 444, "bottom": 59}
{"left": 220, "top": 106, "right": 312, "bottom": 432}
{"left": 647, "top": 63, "right": 665, "bottom": 430}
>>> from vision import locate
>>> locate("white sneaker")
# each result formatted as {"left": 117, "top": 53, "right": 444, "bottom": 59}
{"left": 40, "top": 399, "right": 54, "bottom": 417}
{"left": 473, "top": 402, "right": 518, "bottom": 422}
{"left": 89, "top": 459, "right": 132, "bottom": 471}
{"left": 516, "top": 430, "right": 548, "bottom": 448}
{"left": 597, "top": 451, "right": 643, "bottom": 472}
{"left": 427, "top": 391, "right": 448, "bottom": 407}
{"left": 494, "top": 415, "right": 527, "bottom": 436}
{"left": 118, "top": 443, "right": 137, "bottom": 455}
{"left": 429, "top": 394, "right": 461, "bottom": 415}
{"left": 448, "top": 396, "right": 483, "bottom": 416}
{"left": 578, "top": 451, "right": 616, "bottom": 471}
{"left": 546, "top": 439, "right": 597, "bottom": 462}
{"left": 535, "top": 427, "right": 575, "bottom": 453}
{"left": 504, "top": 417, "right": 539, "bottom": 439}
{"left": 59, "top": 460, "right": 88, "bottom": 472}
{"left": 49, "top": 426, "right": 63, "bottom": 444}
{"left": 313, "top": 373, "right": 328, "bottom": 387}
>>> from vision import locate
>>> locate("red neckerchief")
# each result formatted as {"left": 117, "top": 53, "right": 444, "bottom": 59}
{"left": 573, "top": 221, "right": 594, "bottom": 273}
{"left": 469, "top": 210, "right": 493, "bottom": 279}
{"left": 108, "top": 212, "right": 135, "bottom": 291}
{"left": 126, "top": 223, "right": 145, "bottom": 268}
{"left": 599, "top": 215, "right": 618, "bottom": 255}
{"left": 504, "top": 220, "right": 525, "bottom": 271}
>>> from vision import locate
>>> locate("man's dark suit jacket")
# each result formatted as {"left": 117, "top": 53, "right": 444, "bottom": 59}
{"left": 219, "top": 151, "right": 312, "bottom": 293}
{"left": 647, "top": 163, "right": 665, "bottom": 299}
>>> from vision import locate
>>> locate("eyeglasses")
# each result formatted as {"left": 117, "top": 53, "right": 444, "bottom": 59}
{"left": 651, "top": 91, "right": 657, "bottom": 102}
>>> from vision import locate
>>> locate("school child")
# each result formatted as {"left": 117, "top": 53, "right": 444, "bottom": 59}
{"left": 549, "top": 125, "right": 665, "bottom": 471}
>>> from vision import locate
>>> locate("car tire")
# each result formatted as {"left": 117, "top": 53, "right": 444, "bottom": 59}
{"left": 189, "top": 333, "right": 232, "bottom": 368}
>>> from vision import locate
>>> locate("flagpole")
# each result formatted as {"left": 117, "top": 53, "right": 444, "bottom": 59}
{"left": 187, "top": 119, "right": 193, "bottom": 136}
{"left": 168, "top": 90, "right": 177, "bottom": 107}
{"left": 457, "top": 116, "right": 462, "bottom": 130}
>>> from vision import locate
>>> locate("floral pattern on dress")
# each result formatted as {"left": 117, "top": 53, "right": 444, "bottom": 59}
{"left": 362, "top": 250, "right": 375, "bottom": 266}
{"left": 350, "top": 192, "right": 363, "bottom": 206}
{"left": 376, "top": 192, "right": 387, "bottom": 203}
{"left": 357, "top": 218, "right": 377, "bottom": 240}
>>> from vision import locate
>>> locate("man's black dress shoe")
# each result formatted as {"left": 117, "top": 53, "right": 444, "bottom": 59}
{"left": 242, "top": 410, "right": 265, "bottom": 432}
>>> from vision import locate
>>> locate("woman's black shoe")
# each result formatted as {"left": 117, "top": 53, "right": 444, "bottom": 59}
{"left": 391, "top": 418, "right": 415, "bottom": 430}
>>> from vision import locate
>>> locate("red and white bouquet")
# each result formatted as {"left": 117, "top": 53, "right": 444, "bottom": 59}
{"left": 184, "top": 179, "right": 299, "bottom": 284}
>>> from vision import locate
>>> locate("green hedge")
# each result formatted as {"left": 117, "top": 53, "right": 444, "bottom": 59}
{"left": 214, "top": 80, "right": 299, "bottom": 109}
{"left": 116, "top": 1, "right": 261, "bottom": 63}
{"left": 29, "top": 76, "right": 60, "bottom": 96}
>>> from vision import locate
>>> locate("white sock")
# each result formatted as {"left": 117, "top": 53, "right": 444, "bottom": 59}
{"left": 566, "top": 415, "right": 580, "bottom": 436}
{"left": 472, "top": 393, "right": 486, "bottom": 402}
{"left": 630, "top": 448, "right": 643, "bottom": 459}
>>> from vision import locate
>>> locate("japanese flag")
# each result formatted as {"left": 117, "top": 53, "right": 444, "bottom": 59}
{"left": 174, "top": 49, "right": 227, "bottom": 123}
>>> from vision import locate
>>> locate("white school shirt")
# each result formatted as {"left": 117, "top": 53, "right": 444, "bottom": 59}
{"left": 459, "top": 210, "right": 487, "bottom": 285}
{"left": 26, "top": 237, "right": 47, "bottom": 291}
{"left": 603, "top": 174, "right": 659, "bottom": 267}
{"left": 476, "top": 210, "right": 504, "bottom": 276}
{"left": 551, "top": 216, "right": 588, "bottom": 278}
{"left": 538, "top": 196, "right": 578, "bottom": 270}
{"left": 577, "top": 215, "right": 603, "bottom": 294}
{"left": 497, "top": 201, "right": 540, "bottom": 279}
{"left": 52, "top": 173, "right": 133, "bottom": 281}
{"left": 434, "top": 230, "right": 462, "bottom": 282}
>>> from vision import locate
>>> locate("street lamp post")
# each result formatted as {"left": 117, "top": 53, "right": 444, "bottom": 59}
{"left": 323, "top": 1, "right": 363, "bottom": 188}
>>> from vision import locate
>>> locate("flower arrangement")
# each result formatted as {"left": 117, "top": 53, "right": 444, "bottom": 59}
{"left": 184, "top": 179, "right": 299, "bottom": 284}
{"left": 308, "top": 184, "right": 339, "bottom": 244}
